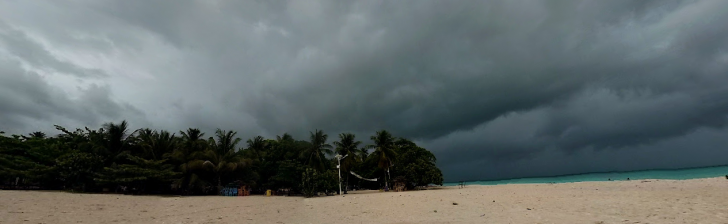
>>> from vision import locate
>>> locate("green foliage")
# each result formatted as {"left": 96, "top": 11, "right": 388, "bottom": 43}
{"left": 0, "top": 120, "right": 443, "bottom": 195}
{"left": 269, "top": 160, "right": 305, "bottom": 192}
{"left": 301, "top": 168, "right": 318, "bottom": 197}
{"left": 96, "top": 154, "right": 179, "bottom": 193}
{"left": 333, "top": 133, "right": 361, "bottom": 173}
{"left": 56, "top": 152, "right": 103, "bottom": 191}
{"left": 391, "top": 139, "right": 444, "bottom": 187}
{"left": 173, "top": 128, "right": 208, "bottom": 194}
{"left": 317, "top": 169, "right": 338, "bottom": 194}
{"left": 301, "top": 129, "right": 333, "bottom": 172}
{"left": 368, "top": 130, "right": 398, "bottom": 170}
{"left": 202, "top": 129, "right": 245, "bottom": 189}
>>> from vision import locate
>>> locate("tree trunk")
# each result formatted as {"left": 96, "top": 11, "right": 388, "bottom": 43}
{"left": 383, "top": 169, "right": 388, "bottom": 190}
{"left": 344, "top": 174, "right": 349, "bottom": 193}
{"left": 217, "top": 175, "right": 222, "bottom": 188}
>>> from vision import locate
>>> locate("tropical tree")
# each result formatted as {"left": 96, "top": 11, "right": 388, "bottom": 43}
{"left": 172, "top": 128, "right": 208, "bottom": 194}
{"left": 245, "top": 136, "right": 268, "bottom": 162}
{"left": 95, "top": 153, "right": 178, "bottom": 194}
{"left": 0, "top": 121, "right": 444, "bottom": 194}
{"left": 100, "top": 120, "right": 137, "bottom": 165}
{"left": 135, "top": 129, "right": 177, "bottom": 161}
{"left": 392, "top": 138, "right": 443, "bottom": 188}
{"left": 333, "top": 133, "right": 361, "bottom": 191}
{"left": 26, "top": 131, "right": 46, "bottom": 139}
{"left": 357, "top": 147, "right": 369, "bottom": 161}
{"left": 202, "top": 129, "right": 245, "bottom": 190}
{"left": 301, "top": 129, "right": 333, "bottom": 172}
{"left": 366, "top": 130, "right": 398, "bottom": 189}
{"left": 274, "top": 133, "right": 298, "bottom": 160}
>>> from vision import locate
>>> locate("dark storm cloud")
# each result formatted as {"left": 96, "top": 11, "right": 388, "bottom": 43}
{"left": 1, "top": 0, "right": 727, "bottom": 181}
{"left": 441, "top": 127, "right": 728, "bottom": 181}
{"left": 239, "top": 0, "right": 728, "bottom": 141}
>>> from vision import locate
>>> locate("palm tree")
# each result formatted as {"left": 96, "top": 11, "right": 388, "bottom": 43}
{"left": 276, "top": 133, "right": 293, "bottom": 143}
{"left": 135, "top": 129, "right": 177, "bottom": 160}
{"left": 275, "top": 133, "right": 301, "bottom": 160}
{"left": 179, "top": 128, "right": 207, "bottom": 154}
{"left": 173, "top": 128, "right": 207, "bottom": 194}
{"left": 28, "top": 131, "right": 46, "bottom": 139}
{"left": 101, "top": 120, "right": 137, "bottom": 165}
{"left": 245, "top": 136, "right": 267, "bottom": 162}
{"left": 301, "top": 129, "right": 333, "bottom": 172}
{"left": 134, "top": 129, "right": 154, "bottom": 159}
{"left": 333, "top": 133, "right": 361, "bottom": 191}
{"left": 357, "top": 148, "right": 369, "bottom": 161}
{"left": 202, "top": 129, "right": 244, "bottom": 190}
{"left": 366, "top": 130, "right": 397, "bottom": 190}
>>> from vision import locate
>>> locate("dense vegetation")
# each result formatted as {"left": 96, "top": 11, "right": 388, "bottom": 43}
{"left": 0, "top": 121, "right": 443, "bottom": 196}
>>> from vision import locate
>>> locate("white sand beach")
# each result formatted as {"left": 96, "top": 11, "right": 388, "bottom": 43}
{"left": 2, "top": 177, "right": 727, "bottom": 224}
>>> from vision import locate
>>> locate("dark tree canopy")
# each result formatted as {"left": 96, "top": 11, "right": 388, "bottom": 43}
{"left": 0, "top": 120, "right": 443, "bottom": 196}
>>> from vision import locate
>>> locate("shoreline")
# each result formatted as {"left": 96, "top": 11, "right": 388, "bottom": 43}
{"left": 444, "top": 165, "right": 728, "bottom": 186}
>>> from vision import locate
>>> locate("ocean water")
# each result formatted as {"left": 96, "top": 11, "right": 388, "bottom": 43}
{"left": 444, "top": 165, "right": 728, "bottom": 186}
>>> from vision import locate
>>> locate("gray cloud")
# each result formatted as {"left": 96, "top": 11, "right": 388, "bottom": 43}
{"left": 0, "top": 21, "right": 107, "bottom": 78}
{"left": 1, "top": 0, "right": 727, "bottom": 181}
{"left": 0, "top": 58, "right": 148, "bottom": 134}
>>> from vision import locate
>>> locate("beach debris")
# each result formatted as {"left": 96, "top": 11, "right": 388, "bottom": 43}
{"left": 453, "top": 202, "right": 458, "bottom": 205}
{"left": 434, "top": 210, "right": 437, "bottom": 213}
{"left": 480, "top": 214, "right": 486, "bottom": 217}
{"left": 527, "top": 208, "right": 531, "bottom": 210}
{"left": 493, "top": 200, "right": 495, "bottom": 202}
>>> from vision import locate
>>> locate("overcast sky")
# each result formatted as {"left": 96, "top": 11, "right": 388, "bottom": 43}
{"left": 2, "top": 0, "right": 727, "bottom": 182}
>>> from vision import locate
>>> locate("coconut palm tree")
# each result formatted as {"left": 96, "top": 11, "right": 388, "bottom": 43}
{"left": 333, "top": 133, "right": 361, "bottom": 191}
{"left": 27, "top": 131, "right": 46, "bottom": 139}
{"left": 366, "top": 130, "right": 397, "bottom": 189}
{"left": 172, "top": 128, "right": 207, "bottom": 194}
{"left": 100, "top": 120, "right": 137, "bottom": 165}
{"left": 276, "top": 133, "right": 294, "bottom": 143}
{"left": 202, "top": 129, "right": 244, "bottom": 190}
{"left": 357, "top": 148, "right": 369, "bottom": 161}
{"left": 334, "top": 133, "right": 361, "bottom": 169}
{"left": 301, "top": 129, "right": 333, "bottom": 172}
{"left": 245, "top": 136, "right": 267, "bottom": 162}
{"left": 135, "top": 129, "right": 178, "bottom": 160}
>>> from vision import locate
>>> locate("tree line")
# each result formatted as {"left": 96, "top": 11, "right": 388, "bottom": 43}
{"left": 0, "top": 121, "right": 443, "bottom": 196}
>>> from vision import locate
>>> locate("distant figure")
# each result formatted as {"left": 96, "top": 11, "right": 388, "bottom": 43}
{"left": 608, "top": 178, "right": 611, "bottom": 181}
{"left": 627, "top": 178, "right": 630, "bottom": 181}
{"left": 725, "top": 175, "right": 727, "bottom": 179}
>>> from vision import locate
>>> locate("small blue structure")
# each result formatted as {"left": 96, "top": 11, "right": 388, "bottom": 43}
{"left": 220, "top": 187, "right": 238, "bottom": 196}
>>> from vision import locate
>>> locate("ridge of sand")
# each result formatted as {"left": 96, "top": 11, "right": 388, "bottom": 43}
{"left": 2, "top": 177, "right": 727, "bottom": 223}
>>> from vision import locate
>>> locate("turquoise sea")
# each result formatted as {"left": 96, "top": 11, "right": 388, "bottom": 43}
{"left": 443, "top": 165, "right": 728, "bottom": 186}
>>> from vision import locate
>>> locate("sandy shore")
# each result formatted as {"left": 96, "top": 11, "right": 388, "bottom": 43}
{"left": 2, "top": 177, "right": 727, "bottom": 224}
